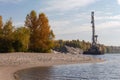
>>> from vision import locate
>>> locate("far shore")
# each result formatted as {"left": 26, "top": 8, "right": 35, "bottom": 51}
{"left": 0, "top": 52, "right": 104, "bottom": 80}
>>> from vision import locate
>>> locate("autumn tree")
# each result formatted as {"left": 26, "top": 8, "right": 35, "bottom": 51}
{"left": 25, "top": 10, "right": 55, "bottom": 52}
{"left": 3, "top": 18, "right": 13, "bottom": 38}
{"left": 0, "top": 16, "right": 3, "bottom": 37}
{"left": 13, "top": 27, "right": 30, "bottom": 52}
{"left": 0, "top": 18, "right": 14, "bottom": 52}
{"left": 0, "top": 16, "right": 3, "bottom": 29}
{"left": 0, "top": 17, "right": 30, "bottom": 52}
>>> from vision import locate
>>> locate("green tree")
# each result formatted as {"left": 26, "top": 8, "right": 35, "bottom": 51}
{"left": 13, "top": 27, "right": 30, "bottom": 52}
{"left": 3, "top": 18, "right": 13, "bottom": 38}
{"left": 0, "top": 18, "right": 14, "bottom": 52}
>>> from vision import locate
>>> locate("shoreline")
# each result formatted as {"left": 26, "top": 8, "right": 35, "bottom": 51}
{"left": 0, "top": 53, "right": 104, "bottom": 80}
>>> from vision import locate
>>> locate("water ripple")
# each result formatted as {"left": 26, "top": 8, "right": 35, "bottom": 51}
{"left": 16, "top": 54, "right": 120, "bottom": 80}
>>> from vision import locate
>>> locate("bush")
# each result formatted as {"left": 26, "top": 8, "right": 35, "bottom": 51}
{"left": 0, "top": 37, "right": 14, "bottom": 53}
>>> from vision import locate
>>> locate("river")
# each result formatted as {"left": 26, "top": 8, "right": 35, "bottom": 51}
{"left": 16, "top": 54, "right": 120, "bottom": 80}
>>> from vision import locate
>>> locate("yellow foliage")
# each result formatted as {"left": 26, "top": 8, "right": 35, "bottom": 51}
{"left": 25, "top": 10, "right": 55, "bottom": 52}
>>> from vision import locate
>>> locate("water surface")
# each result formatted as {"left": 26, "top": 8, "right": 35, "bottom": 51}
{"left": 16, "top": 54, "right": 120, "bottom": 80}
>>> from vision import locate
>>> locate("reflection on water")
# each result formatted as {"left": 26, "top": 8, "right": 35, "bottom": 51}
{"left": 16, "top": 54, "right": 120, "bottom": 80}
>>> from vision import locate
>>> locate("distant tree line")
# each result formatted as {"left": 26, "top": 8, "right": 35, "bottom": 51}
{"left": 0, "top": 10, "right": 55, "bottom": 53}
{"left": 106, "top": 46, "right": 120, "bottom": 53}
{"left": 53, "top": 40, "right": 108, "bottom": 53}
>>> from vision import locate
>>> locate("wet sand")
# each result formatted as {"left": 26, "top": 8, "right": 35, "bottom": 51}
{"left": 0, "top": 53, "right": 104, "bottom": 80}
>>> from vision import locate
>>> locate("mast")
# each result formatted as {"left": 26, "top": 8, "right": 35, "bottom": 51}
{"left": 91, "top": 11, "right": 96, "bottom": 46}
{"left": 83, "top": 11, "right": 103, "bottom": 55}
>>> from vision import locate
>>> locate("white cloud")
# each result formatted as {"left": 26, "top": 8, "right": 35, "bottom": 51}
{"left": 61, "top": 25, "right": 91, "bottom": 34}
{"left": 97, "top": 21, "right": 120, "bottom": 30}
{"left": 50, "top": 20, "right": 71, "bottom": 34}
{"left": 50, "top": 19, "right": 91, "bottom": 35}
{"left": 44, "top": 0, "right": 97, "bottom": 11}
{"left": 118, "top": 0, "right": 120, "bottom": 4}
{"left": 96, "top": 20, "right": 120, "bottom": 46}
{"left": 96, "top": 15, "right": 120, "bottom": 20}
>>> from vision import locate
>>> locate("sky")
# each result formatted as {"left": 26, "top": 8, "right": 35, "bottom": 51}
{"left": 0, "top": 0, "right": 120, "bottom": 46}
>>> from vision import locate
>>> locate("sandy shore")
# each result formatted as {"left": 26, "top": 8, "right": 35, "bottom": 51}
{"left": 0, "top": 52, "right": 104, "bottom": 80}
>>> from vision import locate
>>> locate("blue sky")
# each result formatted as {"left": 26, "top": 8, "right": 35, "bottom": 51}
{"left": 0, "top": 0, "right": 120, "bottom": 46}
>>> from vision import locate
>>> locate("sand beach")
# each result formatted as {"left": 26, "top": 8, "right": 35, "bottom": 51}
{"left": 0, "top": 53, "right": 104, "bottom": 80}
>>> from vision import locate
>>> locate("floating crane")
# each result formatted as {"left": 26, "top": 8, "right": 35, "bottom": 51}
{"left": 83, "top": 12, "right": 103, "bottom": 55}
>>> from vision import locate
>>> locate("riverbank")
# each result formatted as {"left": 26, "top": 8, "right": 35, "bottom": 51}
{"left": 0, "top": 52, "right": 104, "bottom": 80}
